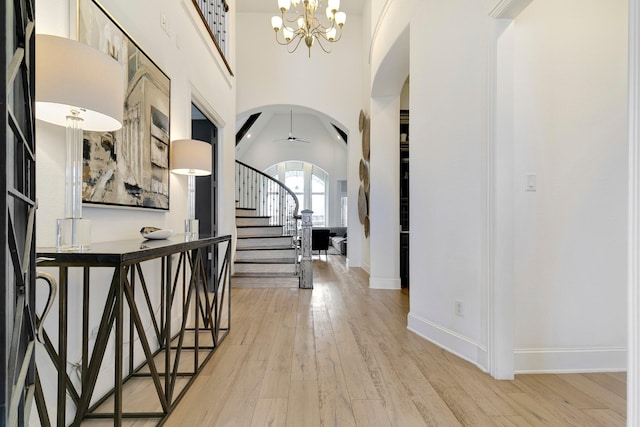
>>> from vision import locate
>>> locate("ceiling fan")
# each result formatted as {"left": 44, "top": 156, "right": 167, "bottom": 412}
{"left": 273, "top": 110, "right": 311, "bottom": 143}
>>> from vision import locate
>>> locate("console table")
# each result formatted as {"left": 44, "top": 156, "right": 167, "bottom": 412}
{"left": 36, "top": 234, "right": 232, "bottom": 426}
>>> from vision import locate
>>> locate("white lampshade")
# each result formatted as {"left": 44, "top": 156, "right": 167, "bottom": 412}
{"left": 278, "top": 0, "right": 290, "bottom": 11}
{"left": 335, "top": 11, "right": 346, "bottom": 26}
{"left": 328, "top": 0, "right": 340, "bottom": 12}
{"left": 326, "top": 27, "right": 337, "bottom": 41}
{"left": 283, "top": 27, "right": 294, "bottom": 41}
{"left": 35, "top": 34, "right": 125, "bottom": 131}
{"left": 326, "top": 6, "right": 334, "bottom": 21}
{"left": 171, "top": 139, "right": 212, "bottom": 176}
{"left": 271, "top": 15, "right": 283, "bottom": 31}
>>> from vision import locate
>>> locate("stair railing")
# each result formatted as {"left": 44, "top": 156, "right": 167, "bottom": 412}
{"left": 235, "top": 160, "right": 300, "bottom": 237}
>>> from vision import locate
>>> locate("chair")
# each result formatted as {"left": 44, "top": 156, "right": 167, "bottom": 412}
{"left": 311, "top": 228, "right": 331, "bottom": 259}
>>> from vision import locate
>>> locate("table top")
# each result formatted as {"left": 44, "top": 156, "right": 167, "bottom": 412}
{"left": 37, "top": 234, "right": 231, "bottom": 267}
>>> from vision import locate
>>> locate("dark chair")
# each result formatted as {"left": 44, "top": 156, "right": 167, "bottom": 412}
{"left": 311, "top": 228, "right": 331, "bottom": 259}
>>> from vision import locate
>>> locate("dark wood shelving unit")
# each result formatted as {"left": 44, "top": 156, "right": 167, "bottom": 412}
{"left": 400, "top": 110, "right": 410, "bottom": 289}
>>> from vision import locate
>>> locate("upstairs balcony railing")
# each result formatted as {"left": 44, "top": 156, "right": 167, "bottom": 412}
{"left": 235, "top": 160, "right": 300, "bottom": 237}
{"left": 192, "top": 0, "right": 232, "bottom": 75}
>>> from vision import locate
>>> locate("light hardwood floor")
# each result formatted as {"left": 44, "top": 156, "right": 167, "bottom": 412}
{"left": 157, "top": 255, "right": 626, "bottom": 426}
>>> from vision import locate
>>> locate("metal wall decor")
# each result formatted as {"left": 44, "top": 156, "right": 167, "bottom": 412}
{"left": 78, "top": 0, "right": 172, "bottom": 210}
{"left": 358, "top": 109, "right": 370, "bottom": 237}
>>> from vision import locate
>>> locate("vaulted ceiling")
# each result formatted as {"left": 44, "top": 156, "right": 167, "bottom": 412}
{"left": 234, "top": 1, "right": 364, "bottom": 149}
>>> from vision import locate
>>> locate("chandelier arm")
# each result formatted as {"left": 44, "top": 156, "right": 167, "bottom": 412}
{"left": 309, "top": 18, "right": 329, "bottom": 33}
{"left": 314, "top": 35, "right": 332, "bottom": 53}
{"left": 271, "top": 1, "right": 345, "bottom": 56}
{"left": 283, "top": 14, "right": 303, "bottom": 26}
{"left": 329, "top": 26, "right": 344, "bottom": 42}
{"left": 287, "top": 35, "right": 305, "bottom": 54}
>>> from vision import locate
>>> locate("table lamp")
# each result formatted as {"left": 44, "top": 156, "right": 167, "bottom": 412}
{"left": 170, "top": 139, "right": 212, "bottom": 238}
{"left": 35, "top": 34, "right": 125, "bottom": 250}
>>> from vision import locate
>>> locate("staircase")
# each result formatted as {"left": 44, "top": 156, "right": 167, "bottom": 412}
{"left": 233, "top": 161, "right": 300, "bottom": 287}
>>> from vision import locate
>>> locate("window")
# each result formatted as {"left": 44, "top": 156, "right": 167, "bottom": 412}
{"left": 337, "top": 180, "right": 348, "bottom": 226}
{"left": 265, "top": 161, "right": 328, "bottom": 226}
{"left": 285, "top": 169, "right": 305, "bottom": 212}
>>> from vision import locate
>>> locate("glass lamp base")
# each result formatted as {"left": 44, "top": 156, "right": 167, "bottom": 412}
{"left": 185, "top": 219, "right": 199, "bottom": 239}
{"left": 56, "top": 217, "right": 91, "bottom": 251}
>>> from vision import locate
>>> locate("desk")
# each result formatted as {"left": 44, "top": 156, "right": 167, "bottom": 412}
{"left": 37, "top": 234, "right": 232, "bottom": 426}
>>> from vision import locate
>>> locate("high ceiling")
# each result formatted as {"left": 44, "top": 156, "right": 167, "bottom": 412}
{"left": 235, "top": 0, "right": 365, "bottom": 15}
{"left": 234, "top": 1, "right": 363, "bottom": 148}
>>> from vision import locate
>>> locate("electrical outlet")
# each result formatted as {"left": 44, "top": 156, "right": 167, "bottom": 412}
{"left": 455, "top": 300, "right": 464, "bottom": 317}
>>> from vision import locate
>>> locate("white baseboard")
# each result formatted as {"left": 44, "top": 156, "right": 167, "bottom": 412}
{"left": 514, "top": 347, "right": 627, "bottom": 374}
{"left": 369, "top": 276, "right": 401, "bottom": 289}
{"left": 360, "top": 261, "right": 370, "bottom": 274}
{"left": 407, "top": 312, "right": 488, "bottom": 372}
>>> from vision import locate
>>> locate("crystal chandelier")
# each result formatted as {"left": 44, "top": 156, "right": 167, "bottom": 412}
{"left": 271, "top": 0, "right": 346, "bottom": 57}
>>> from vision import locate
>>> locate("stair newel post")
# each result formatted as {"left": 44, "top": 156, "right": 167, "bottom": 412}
{"left": 300, "top": 209, "right": 313, "bottom": 289}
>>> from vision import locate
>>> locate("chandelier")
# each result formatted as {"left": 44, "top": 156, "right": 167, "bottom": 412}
{"left": 271, "top": 0, "right": 346, "bottom": 57}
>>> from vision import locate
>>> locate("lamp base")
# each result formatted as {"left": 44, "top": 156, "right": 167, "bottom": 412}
{"left": 57, "top": 217, "right": 91, "bottom": 251}
{"left": 185, "top": 219, "right": 199, "bottom": 240}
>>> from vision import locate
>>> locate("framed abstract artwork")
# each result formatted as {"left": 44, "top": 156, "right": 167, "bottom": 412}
{"left": 77, "top": 0, "right": 171, "bottom": 210}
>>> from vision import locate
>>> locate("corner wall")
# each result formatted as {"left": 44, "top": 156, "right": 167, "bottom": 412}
{"left": 511, "top": 0, "right": 628, "bottom": 373}
{"left": 408, "top": 0, "right": 628, "bottom": 374}
{"left": 408, "top": 0, "right": 490, "bottom": 368}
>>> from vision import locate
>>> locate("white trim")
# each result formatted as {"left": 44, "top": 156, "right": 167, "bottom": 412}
{"left": 369, "top": 276, "right": 400, "bottom": 290}
{"left": 514, "top": 347, "right": 627, "bottom": 374}
{"left": 629, "top": 0, "right": 640, "bottom": 423}
{"left": 191, "top": 84, "right": 226, "bottom": 128}
{"left": 489, "top": 0, "right": 533, "bottom": 19}
{"left": 486, "top": 18, "right": 499, "bottom": 380}
{"left": 369, "top": 0, "right": 394, "bottom": 65}
{"left": 486, "top": 3, "right": 528, "bottom": 381}
{"left": 407, "top": 312, "right": 488, "bottom": 372}
{"left": 360, "top": 260, "right": 370, "bottom": 274}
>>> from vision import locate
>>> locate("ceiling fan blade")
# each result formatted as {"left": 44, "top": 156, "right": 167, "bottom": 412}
{"left": 291, "top": 137, "right": 312, "bottom": 143}
{"left": 272, "top": 110, "right": 311, "bottom": 143}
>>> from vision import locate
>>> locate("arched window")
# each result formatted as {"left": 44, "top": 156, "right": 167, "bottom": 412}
{"left": 265, "top": 161, "right": 328, "bottom": 226}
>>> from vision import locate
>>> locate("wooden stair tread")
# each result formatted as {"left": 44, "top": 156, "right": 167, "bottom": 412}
{"left": 232, "top": 272, "right": 298, "bottom": 278}
{"left": 237, "top": 235, "right": 292, "bottom": 240}
{"left": 236, "top": 246, "right": 294, "bottom": 251}
{"left": 234, "top": 258, "right": 296, "bottom": 264}
{"left": 236, "top": 225, "right": 283, "bottom": 228}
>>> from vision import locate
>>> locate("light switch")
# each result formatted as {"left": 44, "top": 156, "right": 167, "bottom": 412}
{"left": 525, "top": 173, "right": 536, "bottom": 192}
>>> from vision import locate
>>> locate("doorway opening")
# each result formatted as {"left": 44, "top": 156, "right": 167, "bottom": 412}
{"left": 192, "top": 103, "right": 218, "bottom": 290}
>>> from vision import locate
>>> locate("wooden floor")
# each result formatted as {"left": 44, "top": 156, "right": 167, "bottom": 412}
{"left": 155, "top": 255, "right": 625, "bottom": 426}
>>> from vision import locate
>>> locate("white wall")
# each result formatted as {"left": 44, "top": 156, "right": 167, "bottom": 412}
{"left": 511, "top": 0, "right": 628, "bottom": 372}
{"left": 407, "top": 0, "right": 490, "bottom": 367}
{"left": 235, "top": 11, "right": 364, "bottom": 265}
{"left": 406, "top": 0, "right": 628, "bottom": 374}
{"left": 36, "top": 0, "right": 236, "bottom": 421}
{"left": 37, "top": 0, "right": 237, "bottom": 246}
{"left": 237, "top": 112, "right": 348, "bottom": 226}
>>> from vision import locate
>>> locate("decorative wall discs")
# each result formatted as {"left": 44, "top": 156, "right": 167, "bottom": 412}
{"left": 358, "top": 185, "right": 367, "bottom": 224}
{"left": 362, "top": 117, "right": 370, "bottom": 161}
